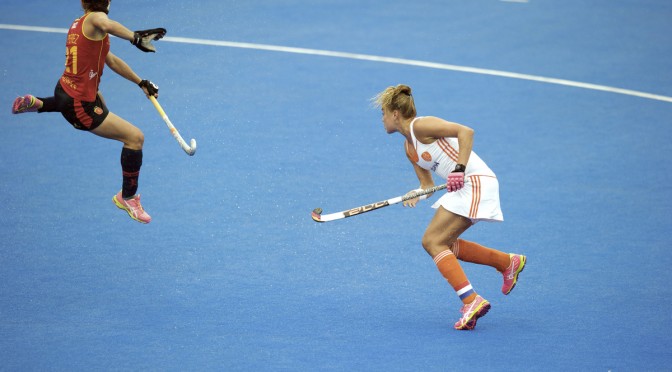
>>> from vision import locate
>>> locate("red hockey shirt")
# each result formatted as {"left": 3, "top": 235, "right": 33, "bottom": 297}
{"left": 60, "top": 13, "right": 110, "bottom": 102}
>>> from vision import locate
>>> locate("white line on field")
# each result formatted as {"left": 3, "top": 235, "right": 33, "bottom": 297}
{"left": 1, "top": 23, "right": 670, "bottom": 103}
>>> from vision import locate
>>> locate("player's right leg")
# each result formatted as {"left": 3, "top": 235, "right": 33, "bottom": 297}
{"left": 12, "top": 95, "right": 43, "bottom": 114}
{"left": 12, "top": 94, "right": 62, "bottom": 114}
{"left": 423, "top": 208, "right": 490, "bottom": 330}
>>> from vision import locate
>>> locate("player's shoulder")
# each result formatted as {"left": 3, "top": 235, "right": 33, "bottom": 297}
{"left": 85, "top": 11, "right": 109, "bottom": 20}
{"left": 84, "top": 11, "right": 110, "bottom": 28}
{"left": 82, "top": 12, "right": 110, "bottom": 39}
{"left": 415, "top": 116, "right": 444, "bottom": 124}
{"left": 413, "top": 116, "right": 445, "bottom": 132}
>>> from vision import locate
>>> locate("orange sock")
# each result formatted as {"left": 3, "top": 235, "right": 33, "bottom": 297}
{"left": 451, "top": 239, "right": 511, "bottom": 272}
{"left": 434, "top": 250, "right": 477, "bottom": 304}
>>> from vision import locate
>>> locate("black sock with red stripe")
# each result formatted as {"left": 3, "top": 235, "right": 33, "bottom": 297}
{"left": 121, "top": 148, "right": 143, "bottom": 198}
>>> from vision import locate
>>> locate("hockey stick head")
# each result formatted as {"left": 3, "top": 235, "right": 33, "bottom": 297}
{"left": 185, "top": 138, "right": 197, "bottom": 156}
{"left": 311, "top": 208, "right": 323, "bottom": 222}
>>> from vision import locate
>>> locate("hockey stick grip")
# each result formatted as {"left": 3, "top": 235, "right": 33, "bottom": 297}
{"left": 149, "top": 95, "right": 168, "bottom": 117}
{"left": 400, "top": 183, "right": 447, "bottom": 201}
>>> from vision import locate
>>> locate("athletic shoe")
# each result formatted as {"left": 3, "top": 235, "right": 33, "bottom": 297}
{"left": 454, "top": 295, "right": 490, "bottom": 330}
{"left": 113, "top": 191, "right": 151, "bottom": 224}
{"left": 502, "top": 254, "right": 526, "bottom": 295}
{"left": 12, "top": 95, "right": 42, "bottom": 114}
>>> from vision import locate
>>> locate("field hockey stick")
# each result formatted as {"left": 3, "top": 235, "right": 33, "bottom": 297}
{"left": 311, "top": 183, "right": 447, "bottom": 223}
{"left": 149, "top": 96, "right": 197, "bottom": 156}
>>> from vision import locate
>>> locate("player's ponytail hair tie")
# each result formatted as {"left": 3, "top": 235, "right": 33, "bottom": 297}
{"left": 397, "top": 85, "right": 413, "bottom": 96}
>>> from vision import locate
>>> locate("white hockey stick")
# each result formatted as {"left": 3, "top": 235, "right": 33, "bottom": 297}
{"left": 149, "top": 96, "right": 197, "bottom": 156}
{"left": 311, "top": 183, "right": 447, "bottom": 223}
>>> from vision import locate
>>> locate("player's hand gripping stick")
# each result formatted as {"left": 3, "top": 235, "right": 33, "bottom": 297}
{"left": 446, "top": 164, "right": 466, "bottom": 192}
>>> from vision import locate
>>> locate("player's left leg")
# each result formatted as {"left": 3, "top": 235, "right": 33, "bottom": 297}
{"left": 450, "top": 239, "right": 526, "bottom": 295}
{"left": 91, "top": 112, "right": 150, "bottom": 224}
{"left": 422, "top": 208, "right": 490, "bottom": 330}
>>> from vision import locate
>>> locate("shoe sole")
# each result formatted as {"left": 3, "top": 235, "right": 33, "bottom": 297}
{"left": 455, "top": 301, "right": 491, "bottom": 330}
{"left": 113, "top": 195, "right": 150, "bottom": 224}
{"left": 503, "top": 255, "right": 526, "bottom": 295}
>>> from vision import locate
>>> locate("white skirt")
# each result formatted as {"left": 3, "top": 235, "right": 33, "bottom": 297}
{"left": 431, "top": 175, "right": 504, "bottom": 223}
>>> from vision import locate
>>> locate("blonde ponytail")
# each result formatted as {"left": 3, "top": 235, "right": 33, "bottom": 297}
{"left": 372, "top": 84, "right": 416, "bottom": 118}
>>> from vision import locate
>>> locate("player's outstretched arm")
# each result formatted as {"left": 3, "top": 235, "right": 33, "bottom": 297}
{"left": 87, "top": 12, "right": 166, "bottom": 52}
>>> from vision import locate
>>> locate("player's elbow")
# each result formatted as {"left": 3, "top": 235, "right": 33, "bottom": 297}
{"left": 105, "top": 54, "right": 119, "bottom": 69}
{"left": 104, "top": 59, "right": 115, "bottom": 71}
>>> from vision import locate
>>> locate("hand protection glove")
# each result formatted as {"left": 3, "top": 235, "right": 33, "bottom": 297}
{"left": 139, "top": 79, "right": 159, "bottom": 97}
{"left": 446, "top": 164, "right": 466, "bottom": 192}
{"left": 131, "top": 28, "right": 167, "bottom": 52}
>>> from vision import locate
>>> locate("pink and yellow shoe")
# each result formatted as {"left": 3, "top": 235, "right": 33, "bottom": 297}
{"left": 502, "top": 254, "right": 526, "bottom": 295}
{"left": 454, "top": 295, "right": 490, "bottom": 330}
{"left": 113, "top": 191, "right": 151, "bottom": 224}
{"left": 12, "top": 95, "right": 42, "bottom": 114}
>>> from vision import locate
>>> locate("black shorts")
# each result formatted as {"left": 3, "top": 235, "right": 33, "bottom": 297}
{"left": 54, "top": 81, "right": 109, "bottom": 131}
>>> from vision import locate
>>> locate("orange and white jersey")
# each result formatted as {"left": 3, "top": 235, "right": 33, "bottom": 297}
{"left": 407, "top": 117, "right": 503, "bottom": 222}
{"left": 407, "top": 117, "right": 495, "bottom": 180}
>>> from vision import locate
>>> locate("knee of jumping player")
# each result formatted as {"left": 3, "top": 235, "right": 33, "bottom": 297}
{"left": 126, "top": 129, "right": 145, "bottom": 150}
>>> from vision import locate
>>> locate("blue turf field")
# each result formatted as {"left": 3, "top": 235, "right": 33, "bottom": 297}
{"left": 1, "top": 1, "right": 671, "bottom": 370}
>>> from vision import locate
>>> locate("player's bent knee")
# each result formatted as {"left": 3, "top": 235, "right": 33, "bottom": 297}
{"left": 422, "top": 233, "right": 458, "bottom": 256}
{"left": 126, "top": 130, "right": 144, "bottom": 149}
{"left": 421, "top": 234, "right": 438, "bottom": 253}
{"left": 136, "top": 131, "right": 145, "bottom": 146}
